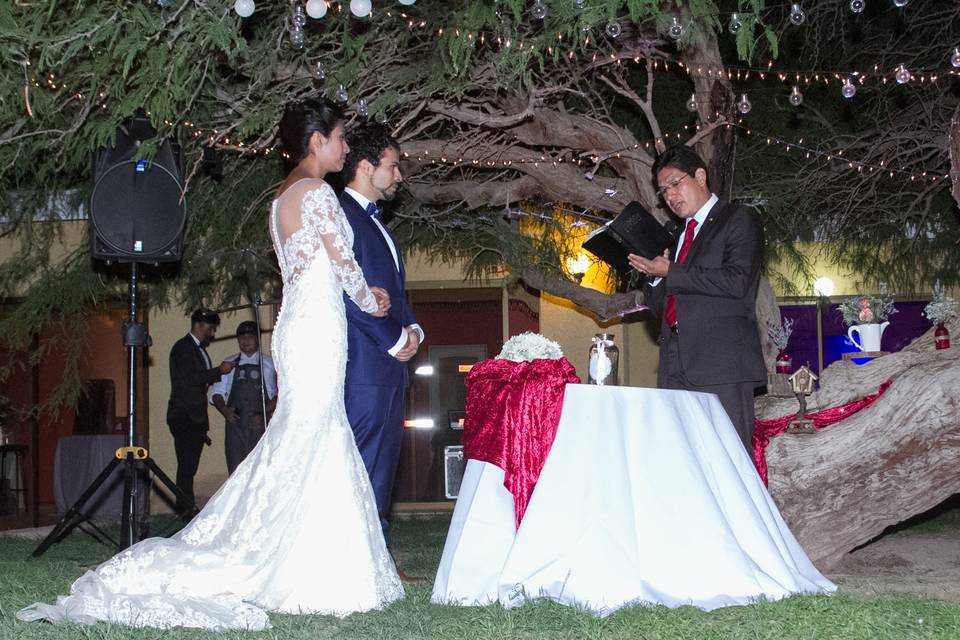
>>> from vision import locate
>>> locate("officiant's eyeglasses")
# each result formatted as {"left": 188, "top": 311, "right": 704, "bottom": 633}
{"left": 657, "top": 174, "right": 689, "bottom": 196}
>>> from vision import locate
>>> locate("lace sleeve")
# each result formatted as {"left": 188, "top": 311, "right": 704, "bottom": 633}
{"left": 278, "top": 182, "right": 378, "bottom": 314}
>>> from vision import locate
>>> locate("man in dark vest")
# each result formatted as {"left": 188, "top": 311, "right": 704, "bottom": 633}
{"left": 210, "top": 321, "right": 278, "bottom": 475}
{"left": 167, "top": 309, "right": 236, "bottom": 512}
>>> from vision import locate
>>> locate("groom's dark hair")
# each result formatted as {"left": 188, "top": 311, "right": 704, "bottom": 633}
{"left": 340, "top": 123, "right": 400, "bottom": 185}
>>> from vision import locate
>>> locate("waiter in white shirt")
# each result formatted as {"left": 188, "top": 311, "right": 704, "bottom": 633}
{"left": 210, "top": 321, "right": 278, "bottom": 475}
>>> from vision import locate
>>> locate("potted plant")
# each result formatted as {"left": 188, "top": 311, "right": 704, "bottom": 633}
{"left": 837, "top": 294, "right": 897, "bottom": 352}
{"left": 767, "top": 318, "right": 795, "bottom": 373}
{"left": 923, "top": 282, "right": 957, "bottom": 350}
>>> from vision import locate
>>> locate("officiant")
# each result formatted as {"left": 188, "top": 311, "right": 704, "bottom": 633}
{"left": 210, "top": 321, "right": 278, "bottom": 475}
{"left": 628, "top": 145, "right": 766, "bottom": 452}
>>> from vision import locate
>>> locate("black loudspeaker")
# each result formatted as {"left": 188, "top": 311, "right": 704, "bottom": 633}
{"left": 90, "top": 116, "right": 186, "bottom": 263}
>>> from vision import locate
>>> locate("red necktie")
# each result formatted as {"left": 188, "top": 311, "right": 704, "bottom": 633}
{"left": 664, "top": 218, "right": 699, "bottom": 328}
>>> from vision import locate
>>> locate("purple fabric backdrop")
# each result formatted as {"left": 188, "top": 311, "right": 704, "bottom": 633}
{"left": 779, "top": 301, "right": 930, "bottom": 375}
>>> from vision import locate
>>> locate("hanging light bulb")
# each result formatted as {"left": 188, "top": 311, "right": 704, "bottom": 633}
{"left": 292, "top": 2, "right": 307, "bottom": 26}
{"left": 841, "top": 77, "right": 857, "bottom": 98}
{"left": 289, "top": 25, "right": 305, "bottom": 49}
{"left": 849, "top": 0, "right": 865, "bottom": 14}
{"left": 531, "top": 0, "right": 547, "bottom": 20}
{"left": 685, "top": 93, "right": 697, "bottom": 112}
{"left": 892, "top": 0, "right": 908, "bottom": 7}
{"left": 950, "top": 47, "right": 960, "bottom": 68}
{"left": 234, "top": 0, "right": 255, "bottom": 18}
{"left": 349, "top": 0, "right": 371, "bottom": 18}
{"left": 737, "top": 94, "right": 752, "bottom": 114}
{"left": 788, "top": 3, "right": 806, "bottom": 26}
{"left": 374, "top": 111, "right": 387, "bottom": 124}
{"left": 668, "top": 15, "right": 684, "bottom": 41}
{"left": 356, "top": 98, "right": 369, "bottom": 118}
{"left": 728, "top": 13, "right": 742, "bottom": 35}
{"left": 788, "top": 85, "right": 803, "bottom": 106}
{"left": 305, "top": 0, "right": 327, "bottom": 19}
{"left": 313, "top": 61, "right": 326, "bottom": 81}
{"left": 895, "top": 63, "right": 911, "bottom": 84}
{"left": 398, "top": 0, "right": 417, "bottom": 5}
{"left": 605, "top": 22, "right": 622, "bottom": 38}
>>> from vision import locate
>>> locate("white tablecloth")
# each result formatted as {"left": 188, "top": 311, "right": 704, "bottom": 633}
{"left": 432, "top": 384, "right": 835, "bottom": 615}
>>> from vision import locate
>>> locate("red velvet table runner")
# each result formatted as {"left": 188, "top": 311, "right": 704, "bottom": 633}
{"left": 462, "top": 358, "right": 580, "bottom": 528}
{"left": 752, "top": 379, "right": 893, "bottom": 484}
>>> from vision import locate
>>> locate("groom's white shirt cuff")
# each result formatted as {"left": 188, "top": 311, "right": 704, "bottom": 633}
{"left": 388, "top": 324, "right": 424, "bottom": 356}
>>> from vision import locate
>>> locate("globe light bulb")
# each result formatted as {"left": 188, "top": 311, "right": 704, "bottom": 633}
{"left": 574, "top": 0, "right": 587, "bottom": 8}
{"left": 374, "top": 111, "right": 387, "bottom": 124}
{"left": 234, "top": 0, "right": 255, "bottom": 18}
{"left": 950, "top": 47, "right": 960, "bottom": 68}
{"left": 398, "top": 0, "right": 417, "bottom": 5}
{"left": 841, "top": 77, "right": 857, "bottom": 99}
{"left": 685, "top": 94, "right": 697, "bottom": 112}
{"left": 531, "top": 0, "right": 547, "bottom": 20}
{"left": 313, "top": 61, "right": 326, "bottom": 81}
{"left": 789, "top": 3, "right": 806, "bottom": 26}
{"left": 349, "top": 0, "right": 371, "bottom": 18}
{"left": 729, "top": 13, "right": 742, "bottom": 35}
{"left": 605, "top": 22, "right": 622, "bottom": 38}
{"left": 788, "top": 85, "right": 803, "bottom": 107}
{"left": 668, "top": 15, "right": 684, "bottom": 41}
{"left": 305, "top": 0, "right": 327, "bottom": 19}
{"left": 737, "top": 93, "right": 752, "bottom": 114}
{"left": 335, "top": 84, "right": 349, "bottom": 103}
{"left": 895, "top": 63, "right": 910, "bottom": 84}
{"left": 849, "top": 0, "right": 865, "bottom": 14}
{"left": 892, "top": 0, "right": 908, "bottom": 7}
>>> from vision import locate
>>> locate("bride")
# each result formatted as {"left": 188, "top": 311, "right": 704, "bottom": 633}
{"left": 17, "top": 98, "right": 404, "bottom": 630}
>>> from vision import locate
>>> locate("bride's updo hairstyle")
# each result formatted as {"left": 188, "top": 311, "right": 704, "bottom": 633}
{"left": 278, "top": 98, "right": 344, "bottom": 165}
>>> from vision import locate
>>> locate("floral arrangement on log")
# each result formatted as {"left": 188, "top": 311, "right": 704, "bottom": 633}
{"left": 767, "top": 317, "right": 795, "bottom": 351}
{"left": 496, "top": 332, "right": 564, "bottom": 362}
{"left": 923, "top": 282, "right": 958, "bottom": 325}
{"left": 837, "top": 294, "right": 897, "bottom": 326}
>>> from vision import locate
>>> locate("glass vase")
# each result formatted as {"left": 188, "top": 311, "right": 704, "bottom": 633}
{"left": 935, "top": 323, "right": 950, "bottom": 350}
{"left": 775, "top": 349, "right": 792, "bottom": 374}
{"left": 587, "top": 333, "right": 619, "bottom": 386}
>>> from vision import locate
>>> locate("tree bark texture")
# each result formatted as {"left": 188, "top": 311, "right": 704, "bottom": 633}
{"left": 755, "top": 319, "right": 960, "bottom": 567}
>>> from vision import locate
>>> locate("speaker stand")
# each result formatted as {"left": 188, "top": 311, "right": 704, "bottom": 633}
{"left": 33, "top": 263, "right": 195, "bottom": 557}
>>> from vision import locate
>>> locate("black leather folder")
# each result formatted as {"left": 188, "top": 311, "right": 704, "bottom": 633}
{"left": 582, "top": 202, "right": 677, "bottom": 273}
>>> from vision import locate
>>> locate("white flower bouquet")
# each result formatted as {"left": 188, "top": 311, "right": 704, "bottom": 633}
{"left": 924, "top": 282, "right": 958, "bottom": 325}
{"left": 496, "top": 332, "right": 564, "bottom": 362}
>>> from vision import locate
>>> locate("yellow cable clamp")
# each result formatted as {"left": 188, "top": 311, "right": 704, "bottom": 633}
{"left": 115, "top": 447, "right": 148, "bottom": 460}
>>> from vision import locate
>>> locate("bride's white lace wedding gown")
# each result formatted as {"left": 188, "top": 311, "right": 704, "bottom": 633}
{"left": 17, "top": 179, "right": 403, "bottom": 630}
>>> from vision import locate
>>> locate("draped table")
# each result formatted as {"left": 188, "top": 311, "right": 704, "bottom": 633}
{"left": 432, "top": 383, "right": 835, "bottom": 615}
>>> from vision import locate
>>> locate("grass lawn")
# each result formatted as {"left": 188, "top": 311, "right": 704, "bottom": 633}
{"left": 2, "top": 515, "right": 959, "bottom": 640}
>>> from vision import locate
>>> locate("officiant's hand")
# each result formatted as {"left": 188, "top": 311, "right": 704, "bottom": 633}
{"left": 370, "top": 286, "right": 391, "bottom": 317}
{"left": 628, "top": 249, "right": 670, "bottom": 278}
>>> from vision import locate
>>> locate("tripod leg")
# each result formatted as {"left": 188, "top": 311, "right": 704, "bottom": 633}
{"left": 144, "top": 458, "right": 198, "bottom": 520}
{"left": 33, "top": 457, "right": 123, "bottom": 557}
{"left": 120, "top": 453, "right": 138, "bottom": 549}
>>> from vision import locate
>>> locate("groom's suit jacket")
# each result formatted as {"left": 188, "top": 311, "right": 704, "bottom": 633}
{"left": 167, "top": 334, "right": 222, "bottom": 433}
{"left": 644, "top": 199, "right": 766, "bottom": 388}
{"left": 339, "top": 191, "right": 418, "bottom": 389}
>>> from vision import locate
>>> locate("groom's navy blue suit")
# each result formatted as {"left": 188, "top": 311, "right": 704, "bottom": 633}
{"left": 340, "top": 190, "right": 418, "bottom": 546}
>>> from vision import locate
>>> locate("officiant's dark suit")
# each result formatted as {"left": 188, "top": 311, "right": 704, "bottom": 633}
{"left": 629, "top": 146, "right": 766, "bottom": 452}
{"left": 337, "top": 124, "right": 422, "bottom": 549}
{"left": 167, "top": 309, "right": 234, "bottom": 511}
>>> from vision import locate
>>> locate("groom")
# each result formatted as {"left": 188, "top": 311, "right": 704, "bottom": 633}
{"left": 339, "top": 124, "right": 423, "bottom": 574}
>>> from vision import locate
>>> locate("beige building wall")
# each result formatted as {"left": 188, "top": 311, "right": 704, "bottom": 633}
{"left": 0, "top": 224, "right": 941, "bottom": 511}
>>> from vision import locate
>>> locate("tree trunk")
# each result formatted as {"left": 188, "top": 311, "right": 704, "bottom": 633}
{"left": 756, "top": 319, "right": 960, "bottom": 568}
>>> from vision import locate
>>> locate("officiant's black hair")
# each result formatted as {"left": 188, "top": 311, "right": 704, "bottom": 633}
{"left": 340, "top": 123, "right": 400, "bottom": 184}
{"left": 651, "top": 145, "right": 707, "bottom": 179}
{"left": 278, "top": 98, "right": 345, "bottom": 165}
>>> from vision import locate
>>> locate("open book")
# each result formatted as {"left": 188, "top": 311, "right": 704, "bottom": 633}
{"left": 582, "top": 202, "right": 677, "bottom": 273}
